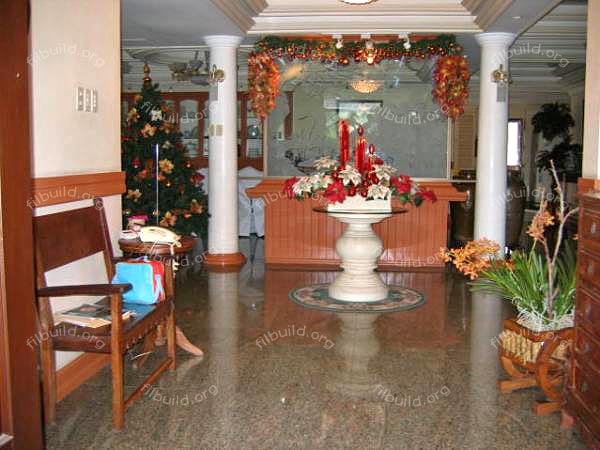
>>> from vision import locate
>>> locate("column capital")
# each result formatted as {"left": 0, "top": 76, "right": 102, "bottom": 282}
{"left": 204, "top": 35, "right": 244, "bottom": 48}
{"left": 475, "top": 32, "right": 516, "bottom": 48}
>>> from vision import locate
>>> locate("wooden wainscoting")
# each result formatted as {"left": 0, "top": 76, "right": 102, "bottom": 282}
{"left": 578, "top": 177, "right": 600, "bottom": 193}
{"left": 248, "top": 179, "right": 465, "bottom": 269}
{"left": 56, "top": 354, "right": 110, "bottom": 402}
{"left": 31, "top": 171, "right": 125, "bottom": 208}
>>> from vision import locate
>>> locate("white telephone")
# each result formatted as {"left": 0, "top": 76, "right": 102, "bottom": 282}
{"left": 138, "top": 226, "right": 182, "bottom": 248}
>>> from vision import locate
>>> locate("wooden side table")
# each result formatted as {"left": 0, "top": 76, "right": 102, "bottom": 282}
{"left": 118, "top": 236, "right": 203, "bottom": 356}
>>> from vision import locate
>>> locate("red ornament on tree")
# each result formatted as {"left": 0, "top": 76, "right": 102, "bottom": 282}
{"left": 133, "top": 157, "right": 141, "bottom": 169}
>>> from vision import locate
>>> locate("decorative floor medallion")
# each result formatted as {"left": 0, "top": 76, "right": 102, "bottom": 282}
{"left": 289, "top": 284, "right": 425, "bottom": 313}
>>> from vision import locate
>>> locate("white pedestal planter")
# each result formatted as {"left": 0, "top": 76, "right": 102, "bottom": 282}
{"left": 326, "top": 211, "right": 393, "bottom": 302}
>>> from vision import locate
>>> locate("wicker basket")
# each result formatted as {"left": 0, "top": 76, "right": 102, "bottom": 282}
{"left": 499, "top": 327, "right": 569, "bottom": 365}
{"left": 498, "top": 318, "right": 573, "bottom": 415}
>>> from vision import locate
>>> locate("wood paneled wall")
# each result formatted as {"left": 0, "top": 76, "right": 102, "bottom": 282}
{"left": 248, "top": 180, "right": 465, "bottom": 269}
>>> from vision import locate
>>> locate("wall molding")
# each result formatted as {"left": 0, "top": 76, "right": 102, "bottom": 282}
{"left": 56, "top": 353, "right": 110, "bottom": 402}
{"left": 31, "top": 171, "right": 125, "bottom": 208}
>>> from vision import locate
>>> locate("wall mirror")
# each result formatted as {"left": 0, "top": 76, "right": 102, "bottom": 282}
{"left": 264, "top": 58, "right": 450, "bottom": 178}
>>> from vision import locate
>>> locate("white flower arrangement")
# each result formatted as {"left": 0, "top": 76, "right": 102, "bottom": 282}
{"left": 314, "top": 156, "right": 337, "bottom": 171}
{"left": 292, "top": 176, "right": 314, "bottom": 196}
{"left": 339, "top": 165, "right": 362, "bottom": 186}
{"left": 367, "top": 184, "right": 390, "bottom": 200}
{"left": 372, "top": 163, "right": 395, "bottom": 181}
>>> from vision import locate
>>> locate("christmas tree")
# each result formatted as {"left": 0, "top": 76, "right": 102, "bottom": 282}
{"left": 121, "top": 65, "right": 208, "bottom": 238}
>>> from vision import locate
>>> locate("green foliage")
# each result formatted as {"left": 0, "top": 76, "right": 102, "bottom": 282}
{"left": 254, "top": 34, "right": 463, "bottom": 58}
{"left": 532, "top": 102, "right": 581, "bottom": 181}
{"left": 470, "top": 245, "right": 576, "bottom": 325}
{"left": 537, "top": 141, "right": 582, "bottom": 182}
{"left": 531, "top": 102, "right": 574, "bottom": 141}
{"left": 121, "top": 79, "right": 208, "bottom": 238}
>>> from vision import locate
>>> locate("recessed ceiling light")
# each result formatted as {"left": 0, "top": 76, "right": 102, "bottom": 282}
{"left": 339, "top": 0, "right": 379, "bottom": 4}
{"left": 512, "top": 15, "right": 522, "bottom": 20}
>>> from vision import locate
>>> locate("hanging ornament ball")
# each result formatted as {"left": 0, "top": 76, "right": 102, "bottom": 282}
{"left": 123, "top": 208, "right": 132, "bottom": 216}
{"left": 357, "top": 125, "right": 364, "bottom": 137}
{"left": 133, "top": 157, "right": 141, "bottom": 169}
{"left": 348, "top": 186, "right": 357, "bottom": 197}
{"left": 360, "top": 190, "right": 368, "bottom": 198}
{"left": 152, "top": 209, "right": 160, "bottom": 217}
{"left": 185, "top": 160, "right": 192, "bottom": 169}
{"left": 165, "top": 180, "right": 172, "bottom": 188}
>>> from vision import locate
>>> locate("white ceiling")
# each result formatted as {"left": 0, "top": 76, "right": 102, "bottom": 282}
{"left": 508, "top": 0, "right": 587, "bottom": 101}
{"left": 121, "top": 0, "right": 587, "bottom": 100}
{"left": 121, "top": 0, "right": 247, "bottom": 47}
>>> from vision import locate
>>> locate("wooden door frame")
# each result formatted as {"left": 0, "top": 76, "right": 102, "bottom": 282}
{"left": 0, "top": 0, "right": 44, "bottom": 448}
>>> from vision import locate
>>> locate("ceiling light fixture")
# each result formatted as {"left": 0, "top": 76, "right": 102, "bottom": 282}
{"left": 399, "top": 33, "right": 411, "bottom": 50}
{"left": 349, "top": 79, "right": 382, "bottom": 94}
{"left": 339, "top": 0, "right": 379, "bottom": 4}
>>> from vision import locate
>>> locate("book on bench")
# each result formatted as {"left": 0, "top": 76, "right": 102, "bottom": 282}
{"left": 54, "top": 303, "right": 134, "bottom": 329}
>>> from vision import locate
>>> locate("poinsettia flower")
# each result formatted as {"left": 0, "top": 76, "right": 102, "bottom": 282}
{"left": 368, "top": 184, "right": 390, "bottom": 200}
{"left": 323, "top": 180, "right": 347, "bottom": 204}
{"left": 339, "top": 165, "right": 362, "bottom": 186}
{"left": 292, "top": 176, "right": 314, "bottom": 196}
{"left": 418, "top": 188, "right": 437, "bottom": 203}
{"left": 313, "top": 156, "right": 337, "bottom": 171}
{"left": 373, "top": 163, "right": 395, "bottom": 181}
{"left": 391, "top": 175, "right": 412, "bottom": 194}
{"left": 283, "top": 177, "right": 298, "bottom": 198}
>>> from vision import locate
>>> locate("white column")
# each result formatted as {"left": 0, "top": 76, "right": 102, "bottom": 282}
{"left": 583, "top": 0, "right": 600, "bottom": 179}
{"left": 204, "top": 35, "right": 245, "bottom": 268}
{"left": 474, "top": 33, "right": 516, "bottom": 251}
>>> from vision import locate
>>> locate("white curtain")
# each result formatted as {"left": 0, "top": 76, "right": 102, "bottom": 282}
{"left": 238, "top": 166, "right": 264, "bottom": 237}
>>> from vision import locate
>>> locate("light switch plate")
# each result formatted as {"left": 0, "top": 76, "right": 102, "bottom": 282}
{"left": 84, "top": 88, "right": 91, "bottom": 112}
{"left": 76, "top": 87, "right": 84, "bottom": 111}
{"left": 91, "top": 89, "right": 98, "bottom": 113}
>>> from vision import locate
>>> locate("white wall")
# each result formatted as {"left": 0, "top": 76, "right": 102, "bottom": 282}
{"left": 30, "top": 0, "right": 121, "bottom": 369}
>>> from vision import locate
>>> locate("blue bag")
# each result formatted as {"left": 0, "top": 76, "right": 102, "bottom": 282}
{"left": 112, "top": 257, "right": 165, "bottom": 304}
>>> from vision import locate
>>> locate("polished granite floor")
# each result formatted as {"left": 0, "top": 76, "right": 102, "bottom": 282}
{"left": 45, "top": 238, "right": 586, "bottom": 450}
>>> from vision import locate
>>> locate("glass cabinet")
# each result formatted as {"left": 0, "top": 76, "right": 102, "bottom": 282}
{"left": 122, "top": 91, "right": 263, "bottom": 170}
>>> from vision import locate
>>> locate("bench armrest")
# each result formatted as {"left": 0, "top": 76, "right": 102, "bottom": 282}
{"left": 37, "top": 283, "right": 132, "bottom": 298}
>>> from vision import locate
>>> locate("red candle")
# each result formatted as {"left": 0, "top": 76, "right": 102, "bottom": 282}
{"left": 366, "top": 144, "right": 375, "bottom": 173}
{"left": 338, "top": 120, "right": 350, "bottom": 166}
{"left": 355, "top": 126, "right": 365, "bottom": 172}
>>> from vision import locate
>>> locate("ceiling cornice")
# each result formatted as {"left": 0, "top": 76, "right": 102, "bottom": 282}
{"left": 209, "top": 0, "right": 268, "bottom": 32}
{"left": 462, "top": 0, "right": 514, "bottom": 30}
{"left": 249, "top": 15, "right": 481, "bottom": 34}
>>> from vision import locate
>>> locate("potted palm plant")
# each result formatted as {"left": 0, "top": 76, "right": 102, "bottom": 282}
{"left": 441, "top": 162, "right": 577, "bottom": 416}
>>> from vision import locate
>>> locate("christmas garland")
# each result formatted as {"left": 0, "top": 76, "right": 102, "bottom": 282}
{"left": 432, "top": 55, "right": 471, "bottom": 119}
{"left": 248, "top": 34, "right": 470, "bottom": 120}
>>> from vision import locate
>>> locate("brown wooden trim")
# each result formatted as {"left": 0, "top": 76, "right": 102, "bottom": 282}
{"left": 204, "top": 252, "right": 247, "bottom": 272}
{"left": 0, "top": 1, "right": 44, "bottom": 446}
{"left": 31, "top": 171, "right": 125, "bottom": 208}
{"left": 578, "top": 178, "right": 600, "bottom": 194}
{"left": 56, "top": 353, "right": 110, "bottom": 402}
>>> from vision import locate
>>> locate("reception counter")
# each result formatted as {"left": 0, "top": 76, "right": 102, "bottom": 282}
{"left": 247, "top": 179, "right": 466, "bottom": 270}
